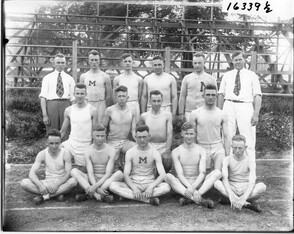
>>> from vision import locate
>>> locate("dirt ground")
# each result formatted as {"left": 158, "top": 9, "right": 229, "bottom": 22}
{"left": 3, "top": 151, "right": 293, "bottom": 232}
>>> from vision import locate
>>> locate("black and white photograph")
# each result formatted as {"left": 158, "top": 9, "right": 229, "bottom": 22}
{"left": 2, "top": 0, "right": 293, "bottom": 231}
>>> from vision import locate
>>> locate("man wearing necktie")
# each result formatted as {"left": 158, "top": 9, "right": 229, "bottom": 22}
{"left": 39, "top": 53, "right": 75, "bottom": 140}
{"left": 217, "top": 51, "right": 262, "bottom": 160}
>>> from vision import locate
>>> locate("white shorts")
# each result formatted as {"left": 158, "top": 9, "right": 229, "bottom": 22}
{"left": 88, "top": 100, "right": 106, "bottom": 123}
{"left": 198, "top": 143, "right": 225, "bottom": 170}
{"left": 229, "top": 181, "right": 249, "bottom": 196}
{"left": 61, "top": 138, "right": 91, "bottom": 167}
{"left": 42, "top": 177, "right": 64, "bottom": 187}
{"left": 149, "top": 142, "right": 167, "bottom": 155}
{"left": 127, "top": 101, "right": 140, "bottom": 123}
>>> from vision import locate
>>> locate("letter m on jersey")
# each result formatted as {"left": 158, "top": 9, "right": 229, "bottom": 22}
{"left": 89, "top": 80, "right": 96, "bottom": 86}
{"left": 139, "top": 157, "right": 147, "bottom": 164}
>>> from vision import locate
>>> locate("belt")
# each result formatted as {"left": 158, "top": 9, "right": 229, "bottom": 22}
{"left": 49, "top": 99, "right": 70, "bottom": 101}
{"left": 226, "top": 99, "right": 245, "bottom": 103}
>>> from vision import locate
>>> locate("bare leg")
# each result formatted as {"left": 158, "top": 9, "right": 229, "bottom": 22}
{"left": 248, "top": 182, "right": 266, "bottom": 201}
{"left": 49, "top": 178, "right": 77, "bottom": 198}
{"left": 109, "top": 181, "right": 137, "bottom": 200}
{"left": 198, "top": 169, "right": 222, "bottom": 196}
{"left": 20, "top": 178, "right": 42, "bottom": 195}
{"left": 164, "top": 173, "right": 188, "bottom": 196}
{"left": 214, "top": 180, "right": 229, "bottom": 197}
{"left": 152, "top": 182, "right": 171, "bottom": 197}
{"left": 100, "top": 170, "right": 124, "bottom": 190}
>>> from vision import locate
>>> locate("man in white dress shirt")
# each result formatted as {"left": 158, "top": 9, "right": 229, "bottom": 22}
{"left": 39, "top": 53, "right": 75, "bottom": 139}
{"left": 218, "top": 51, "right": 262, "bottom": 160}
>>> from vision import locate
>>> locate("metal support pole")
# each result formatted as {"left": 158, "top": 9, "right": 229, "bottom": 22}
{"left": 165, "top": 47, "right": 171, "bottom": 73}
{"left": 72, "top": 40, "right": 78, "bottom": 82}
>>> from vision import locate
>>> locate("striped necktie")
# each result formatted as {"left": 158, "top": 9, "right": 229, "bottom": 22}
{"left": 56, "top": 72, "right": 64, "bottom": 98}
{"left": 233, "top": 70, "right": 241, "bottom": 96}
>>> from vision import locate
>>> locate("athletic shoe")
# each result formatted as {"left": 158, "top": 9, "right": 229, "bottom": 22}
{"left": 57, "top": 195, "right": 64, "bottom": 202}
{"left": 244, "top": 201, "right": 261, "bottom": 212}
{"left": 179, "top": 197, "right": 188, "bottom": 206}
{"left": 149, "top": 197, "right": 160, "bottom": 206}
{"left": 33, "top": 196, "right": 44, "bottom": 205}
{"left": 75, "top": 194, "right": 88, "bottom": 202}
{"left": 218, "top": 197, "right": 230, "bottom": 205}
{"left": 201, "top": 198, "right": 214, "bottom": 209}
{"left": 101, "top": 195, "right": 114, "bottom": 203}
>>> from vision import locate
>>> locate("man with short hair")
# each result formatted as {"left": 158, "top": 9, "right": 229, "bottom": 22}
{"left": 179, "top": 52, "right": 217, "bottom": 121}
{"left": 102, "top": 85, "right": 136, "bottom": 171}
{"left": 165, "top": 122, "right": 221, "bottom": 208}
{"left": 113, "top": 53, "right": 143, "bottom": 123}
{"left": 109, "top": 125, "right": 171, "bottom": 206}
{"left": 214, "top": 135, "right": 266, "bottom": 212}
{"left": 141, "top": 55, "right": 177, "bottom": 121}
{"left": 190, "top": 84, "right": 230, "bottom": 171}
{"left": 20, "top": 129, "right": 77, "bottom": 205}
{"left": 60, "top": 83, "right": 98, "bottom": 171}
{"left": 80, "top": 50, "right": 112, "bottom": 123}
{"left": 39, "top": 53, "right": 75, "bottom": 139}
{"left": 218, "top": 51, "right": 262, "bottom": 160}
{"left": 138, "top": 90, "right": 173, "bottom": 172}
{"left": 70, "top": 124, "right": 123, "bottom": 203}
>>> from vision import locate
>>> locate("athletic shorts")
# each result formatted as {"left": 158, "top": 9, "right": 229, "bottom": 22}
{"left": 42, "top": 177, "right": 64, "bottom": 187}
{"left": 88, "top": 100, "right": 106, "bottom": 123}
{"left": 126, "top": 101, "right": 140, "bottom": 122}
{"left": 72, "top": 164, "right": 87, "bottom": 174}
{"left": 61, "top": 139, "right": 92, "bottom": 167}
{"left": 149, "top": 142, "right": 167, "bottom": 155}
{"left": 198, "top": 143, "right": 225, "bottom": 170}
{"left": 229, "top": 181, "right": 249, "bottom": 196}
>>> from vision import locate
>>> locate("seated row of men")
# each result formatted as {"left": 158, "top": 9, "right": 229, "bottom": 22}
{"left": 20, "top": 123, "right": 266, "bottom": 212}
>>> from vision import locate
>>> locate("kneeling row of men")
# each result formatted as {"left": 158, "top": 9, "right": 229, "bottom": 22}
{"left": 20, "top": 122, "right": 266, "bottom": 212}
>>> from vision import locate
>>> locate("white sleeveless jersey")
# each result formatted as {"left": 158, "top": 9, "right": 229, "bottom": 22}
{"left": 45, "top": 148, "right": 66, "bottom": 179}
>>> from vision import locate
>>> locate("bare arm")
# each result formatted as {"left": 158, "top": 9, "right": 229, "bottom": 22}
{"left": 217, "top": 93, "right": 225, "bottom": 109}
{"left": 173, "top": 149, "right": 191, "bottom": 188}
{"left": 190, "top": 111, "right": 197, "bottom": 131}
{"left": 90, "top": 105, "right": 98, "bottom": 127}
{"left": 40, "top": 97, "right": 49, "bottom": 125}
{"left": 137, "top": 113, "right": 146, "bottom": 126}
{"left": 178, "top": 78, "right": 187, "bottom": 116}
{"left": 165, "top": 113, "right": 173, "bottom": 152}
{"left": 251, "top": 94, "right": 262, "bottom": 126}
{"left": 222, "top": 113, "right": 230, "bottom": 156}
{"left": 85, "top": 151, "right": 96, "bottom": 186}
{"left": 102, "top": 107, "right": 111, "bottom": 129}
{"left": 29, "top": 152, "right": 48, "bottom": 194}
{"left": 131, "top": 113, "right": 136, "bottom": 140}
{"left": 150, "top": 151, "right": 166, "bottom": 188}
{"left": 170, "top": 77, "right": 178, "bottom": 120}
{"left": 112, "top": 77, "right": 119, "bottom": 103}
{"left": 191, "top": 148, "right": 206, "bottom": 190}
{"left": 105, "top": 75, "right": 112, "bottom": 107}
{"left": 79, "top": 73, "right": 86, "bottom": 83}
{"left": 140, "top": 80, "right": 148, "bottom": 113}
{"left": 137, "top": 77, "right": 143, "bottom": 104}
{"left": 54, "top": 149, "right": 72, "bottom": 187}
{"left": 60, "top": 107, "right": 71, "bottom": 140}
{"left": 241, "top": 160, "right": 257, "bottom": 201}
{"left": 123, "top": 151, "right": 139, "bottom": 192}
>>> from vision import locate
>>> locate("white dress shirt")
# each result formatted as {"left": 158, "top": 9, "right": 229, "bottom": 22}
{"left": 39, "top": 70, "right": 75, "bottom": 101}
{"left": 218, "top": 68, "right": 262, "bottom": 102}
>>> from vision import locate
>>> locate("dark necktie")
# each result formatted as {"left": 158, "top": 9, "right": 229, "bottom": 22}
{"left": 56, "top": 72, "right": 64, "bottom": 98}
{"left": 233, "top": 70, "right": 241, "bottom": 96}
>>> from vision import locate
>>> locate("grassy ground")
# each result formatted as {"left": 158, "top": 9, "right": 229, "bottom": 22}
{"left": 3, "top": 152, "right": 293, "bottom": 232}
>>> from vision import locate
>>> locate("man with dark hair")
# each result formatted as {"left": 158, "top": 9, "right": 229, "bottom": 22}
{"left": 80, "top": 50, "right": 112, "bottom": 123}
{"left": 214, "top": 135, "right": 266, "bottom": 212}
{"left": 70, "top": 124, "right": 123, "bottom": 203}
{"left": 179, "top": 52, "right": 217, "bottom": 121}
{"left": 102, "top": 85, "right": 136, "bottom": 171}
{"left": 113, "top": 53, "right": 143, "bottom": 123}
{"left": 39, "top": 53, "right": 75, "bottom": 139}
{"left": 60, "top": 83, "right": 98, "bottom": 171}
{"left": 20, "top": 129, "right": 77, "bottom": 205}
{"left": 109, "top": 124, "right": 171, "bottom": 205}
{"left": 138, "top": 90, "right": 173, "bottom": 172}
{"left": 141, "top": 55, "right": 177, "bottom": 121}
{"left": 218, "top": 51, "right": 262, "bottom": 160}
{"left": 190, "top": 84, "right": 230, "bottom": 172}
{"left": 165, "top": 122, "right": 216, "bottom": 208}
